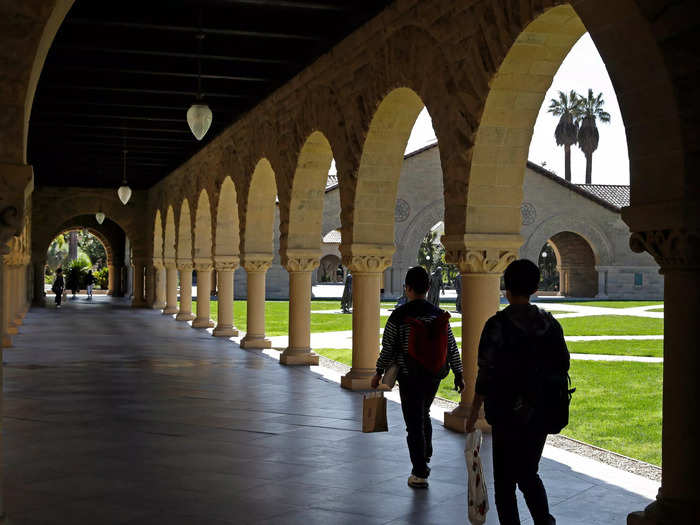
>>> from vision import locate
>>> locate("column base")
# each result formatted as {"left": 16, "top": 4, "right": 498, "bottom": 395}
{"left": 192, "top": 318, "right": 215, "bottom": 328}
{"left": 340, "top": 368, "right": 375, "bottom": 391}
{"left": 240, "top": 335, "right": 271, "bottom": 349}
{"left": 280, "top": 347, "right": 319, "bottom": 366}
{"left": 628, "top": 498, "right": 699, "bottom": 525}
{"left": 175, "top": 312, "right": 195, "bottom": 321}
{"left": 213, "top": 326, "right": 239, "bottom": 337}
{"left": 131, "top": 299, "right": 149, "bottom": 308}
{"left": 2, "top": 335, "right": 12, "bottom": 348}
{"left": 152, "top": 302, "right": 166, "bottom": 310}
{"left": 163, "top": 307, "right": 179, "bottom": 315}
{"left": 6, "top": 325, "right": 18, "bottom": 335}
{"left": 107, "top": 291, "right": 114, "bottom": 296}
{"left": 443, "top": 403, "right": 490, "bottom": 434}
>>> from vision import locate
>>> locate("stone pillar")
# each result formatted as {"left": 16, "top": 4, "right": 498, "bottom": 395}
{"left": 107, "top": 262, "right": 115, "bottom": 295}
{"left": 162, "top": 261, "right": 179, "bottom": 314}
{"left": 213, "top": 257, "right": 239, "bottom": 337}
{"left": 1, "top": 257, "right": 12, "bottom": 348}
{"left": 339, "top": 247, "right": 393, "bottom": 390}
{"left": 152, "top": 261, "right": 166, "bottom": 310}
{"left": 240, "top": 255, "right": 272, "bottom": 349}
{"left": 6, "top": 264, "right": 19, "bottom": 335}
{"left": 32, "top": 258, "right": 46, "bottom": 306}
{"left": 280, "top": 253, "right": 319, "bottom": 365}
{"left": 131, "top": 258, "right": 148, "bottom": 307}
{"left": 176, "top": 261, "right": 194, "bottom": 321}
{"left": 441, "top": 236, "right": 519, "bottom": 432}
{"left": 192, "top": 260, "right": 215, "bottom": 328}
{"left": 12, "top": 264, "right": 23, "bottom": 325}
{"left": 627, "top": 229, "right": 699, "bottom": 525}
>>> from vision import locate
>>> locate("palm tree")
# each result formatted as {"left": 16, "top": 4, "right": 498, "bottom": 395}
{"left": 577, "top": 89, "right": 611, "bottom": 184}
{"left": 547, "top": 90, "right": 581, "bottom": 182}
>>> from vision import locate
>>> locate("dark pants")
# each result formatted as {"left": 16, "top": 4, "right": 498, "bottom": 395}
{"left": 492, "top": 424, "right": 555, "bottom": 525}
{"left": 398, "top": 374, "right": 440, "bottom": 478}
{"left": 54, "top": 290, "right": 63, "bottom": 306}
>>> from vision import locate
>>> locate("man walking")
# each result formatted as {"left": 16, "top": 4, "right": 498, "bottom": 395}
{"left": 86, "top": 269, "right": 95, "bottom": 300}
{"left": 371, "top": 266, "right": 464, "bottom": 488}
{"left": 466, "top": 259, "right": 570, "bottom": 524}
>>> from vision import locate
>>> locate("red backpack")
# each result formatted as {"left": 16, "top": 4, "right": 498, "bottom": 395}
{"left": 404, "top": 310, "right": 451, "bottom": 378}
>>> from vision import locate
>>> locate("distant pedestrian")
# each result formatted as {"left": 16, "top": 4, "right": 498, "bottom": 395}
{"left": 426, "top": 266, "right": 444, "bottom": 307}
{"left": 466, "top": 259, "right": 570, "bottom": 525}
{"left": 340, "top": 273, "right": 353, "bottom": 314}
{"left": 86, "top": 270, "right": 95, "bottom": 300}
{"left": 372, "top": 266, "right": 464, "bottom": 488}
{"left": 52, "top": 268, "right": 64, "bottom": 308}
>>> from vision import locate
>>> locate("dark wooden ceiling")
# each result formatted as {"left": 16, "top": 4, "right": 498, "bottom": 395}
{"left": 29, "top": 0, "right": 392, "bottom": 189}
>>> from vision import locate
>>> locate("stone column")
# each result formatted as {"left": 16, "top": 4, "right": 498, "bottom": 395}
{"left": 152, "top": 261, "right": 166, "bottom": 310}
{"left": 240, "top": 255, "right": 272, "bottom": 349}
{"left": 32, "top": 258, "right": 46, "bottom": 306}
{"left": 441, "top": 236, "right": 519, "bottom": 432}
{"left": 0, "top": 257, "right": 12, "bottom": 348}
{"left": 627, "top": 229, "right": 699, "bottom": 524}
{"left": 280, "top": 252, "right": 319, "bottom": 365}
{"left": 213, "top": 256, "right": 239, "bottom": 337}
{"left": 107, "top": 262, "right": 115, "bottom": 295}
{"left": 176, "top": 261, "right": 194, "bottom": 321}
{"left": 131, "top": 258, "right": 148, "bottom": 307}
{"left": 162, "top": 261, "right": 179, "bottom": 314}
{"left": 12, "top": 264, "right": 24, "bottom": 325}
{"left": 192, "top": 260, "right": 215, "bottom": 328}
{"left": 6, "top": 263, "right": 19, "bottom": 335}
{"left": 339, "top": 247, "right": 393, "bottom": 390}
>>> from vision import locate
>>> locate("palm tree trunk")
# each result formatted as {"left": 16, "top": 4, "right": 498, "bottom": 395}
{"left": 585, "top": 152, "right": 592, "bottom": 184}
{"left": 564, "top": 145, "right": 572, "bottom": 182}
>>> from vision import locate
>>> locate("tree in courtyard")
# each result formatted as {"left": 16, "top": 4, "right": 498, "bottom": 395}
{"left": 418, "top": 230, "right": 443, "bottom": 276}
{"left": 547, "top": 90, "right": 581, "bottom": 182}
{"left": 576, "top": 88, "right": 611, "bottom": 184}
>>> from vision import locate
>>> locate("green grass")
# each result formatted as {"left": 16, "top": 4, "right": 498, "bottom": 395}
{"left": 567, "top": 339, "right": 663, "bottom": 358}
{"left": 314, "top": 348, "right": 662, "bottom": 465}
{"left": 647, "top": 307, "right": 664, "bottom": 313}
{"left": 563, "top": 301, "right": 663, "bottom": 309}
{"left": 563, "top": 360, "right": 662, "bottom": 465}
{"left": 557, "top": 315, "right": 664, "bottom": 336}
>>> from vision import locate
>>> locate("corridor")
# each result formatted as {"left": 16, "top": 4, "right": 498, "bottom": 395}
{"left": 3, "top": 298, "right": 653, "bottom": 524}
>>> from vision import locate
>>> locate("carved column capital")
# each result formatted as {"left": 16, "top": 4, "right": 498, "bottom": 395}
{"left": 152, "top": 259, "right": 165, "bottom": 270}
{"left": 339, "top": 243, "right": 394, "bottom": 274}
{"left": 282, "top": 249, "right": 320, "bottom": 273}
{"left": 214, "top": 255, "right": 240, "bottom": 271}
{"left": 193, "top": 258, "right": 214, "bottom": 272}
{"left": 176, "top": 259, "right": 193, "bottom": 271}
{"left": 630, "top": 229, "right": 700, "bottom": 272}
{"left": 242, "top": 253, "right": 273, "bottom": 273}
{"left": 442, "top": 233, "right": 521, "bottom": 274}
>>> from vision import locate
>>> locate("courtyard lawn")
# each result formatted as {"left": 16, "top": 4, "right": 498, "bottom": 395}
{"left": 563, "top": 301, "right": 663, "bottom": 309}
{"left": 567, "top": 339, "right": 663, "bottom": 358}
{"left": 647, "top": 307, "right": 664, "bottom": 313}
{"left": 557, "top": 315, "right": 664, "bottom": 336}
{"left": 316, "top": 348, "right": 352, "bottom": 366}
{"left": 563, "top": 360, "right": 662, "bottom": 466}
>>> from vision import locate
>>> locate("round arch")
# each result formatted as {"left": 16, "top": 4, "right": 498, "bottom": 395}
{"left": 283, "top": 131, "right": 334, "bottom": 257}
{"left": 177, "top": 199, "right": 192, "bottom": 263}
{"left": 547, "top": 231, "right": 598, "bottom": 297}
{"left": 194, "top": 189, "right": 213, "bottom": 261}
{"left": 214, "top": 177, "right": 240, "bottom": 259}
{"left": 242, "top": 159, "right": 277, "bottom": 257}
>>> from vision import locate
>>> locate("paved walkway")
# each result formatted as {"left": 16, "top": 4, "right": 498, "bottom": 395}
{"left": 3, "top": 297, "right": 657, "bottom": 524}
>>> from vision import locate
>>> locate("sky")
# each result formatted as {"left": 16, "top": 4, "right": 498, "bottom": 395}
{"left": 403, "top": 33, "right": 630, "bottom": 185}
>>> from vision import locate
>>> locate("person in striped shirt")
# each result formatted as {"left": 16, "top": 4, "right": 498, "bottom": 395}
{"left": 371, "top": 266, "right": 464, "bottom": 488}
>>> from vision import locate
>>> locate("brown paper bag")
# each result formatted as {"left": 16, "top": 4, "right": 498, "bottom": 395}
{"left": 362, "top": 392, "right": 388, "bottom": 433}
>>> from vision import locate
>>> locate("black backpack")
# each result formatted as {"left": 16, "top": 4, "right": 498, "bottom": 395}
{"left": 490, "top": 311, "right": 575, "bottom": 434}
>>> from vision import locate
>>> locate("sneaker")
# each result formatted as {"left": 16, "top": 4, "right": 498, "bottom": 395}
{"left": 407, "top": 475, "right": 429, "bottom": 489}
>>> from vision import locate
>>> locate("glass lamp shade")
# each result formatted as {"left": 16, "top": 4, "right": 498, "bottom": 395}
{"left": 187, "top": 103, "right": 213, "bottom": 140}
{"left": 118, "top": 184, "right": 132, "bottom": 205}
{"left": 95, "top": 212, "right": 106, "bottom": 225}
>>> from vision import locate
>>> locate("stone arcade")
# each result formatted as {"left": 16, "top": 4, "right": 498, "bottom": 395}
{"left": 0, "top": 1, "right": 698, "bottom": 523}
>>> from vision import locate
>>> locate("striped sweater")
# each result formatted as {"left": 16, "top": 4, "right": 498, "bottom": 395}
{"left": 376, "top": 299, "right": 463, "bottom": 377}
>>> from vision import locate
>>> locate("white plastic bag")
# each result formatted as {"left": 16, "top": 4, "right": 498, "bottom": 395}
{"left": 465, "top": 429, "right": 489, "bottom": 524}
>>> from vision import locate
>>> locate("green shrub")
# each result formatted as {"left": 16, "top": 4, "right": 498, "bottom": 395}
{"left": 65, "top": 258, "right": 90, "bottom": 294}
{"left": 95, "top": 267, "right": 109, "bottom": 289}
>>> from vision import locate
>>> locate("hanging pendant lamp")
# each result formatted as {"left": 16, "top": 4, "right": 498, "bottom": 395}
{"left": 95, "top": 211, "right": 106, "bottom": 224}
{"left": 187, "top": 16, "right": 212, "bottom": 141}
{"left": 117, "top": 149, "right": 132, "bottom": 205}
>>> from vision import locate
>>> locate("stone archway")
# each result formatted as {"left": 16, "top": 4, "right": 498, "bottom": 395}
{"left": 548, "top": 231, "right": 598, "bottom": 297}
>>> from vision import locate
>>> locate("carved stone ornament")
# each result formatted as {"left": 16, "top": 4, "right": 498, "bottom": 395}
{"left": 447, "top": 248, "right": 518, "bottom": 274}
{"left": 284, "top": 256, "right": 320, "bottom": 273}
{"left": 214, "top": 256, "right": 240, "bottom": 271}
{"left": 395, "top": 199, "right": 410, "bottom": 223}
{"left": 194, "top": 260, "right": 214, "bottom": 272}
{"left": 163, "top": 257, "right": 177, "bottom": 269}
{"left": 629, "top": 229, "right": 700, "bottom": 271}
{"left": 152, "top": 259, "right": 165, "bottom": 270}
{"left": 344, "top": 254, "right": 393, "bottom": 274}
{"left": 242, "top": 255, "right": 273, "bottom": 273}
{"left": 176, "top": 260, "right": 194, "bottom": 271}
{"left": 520, "top": 202, "right": 536, "bottom": 226}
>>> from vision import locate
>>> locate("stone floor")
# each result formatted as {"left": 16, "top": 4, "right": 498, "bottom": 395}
{"left": 2, "top": 297, "right": 654, "bottom": 524}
